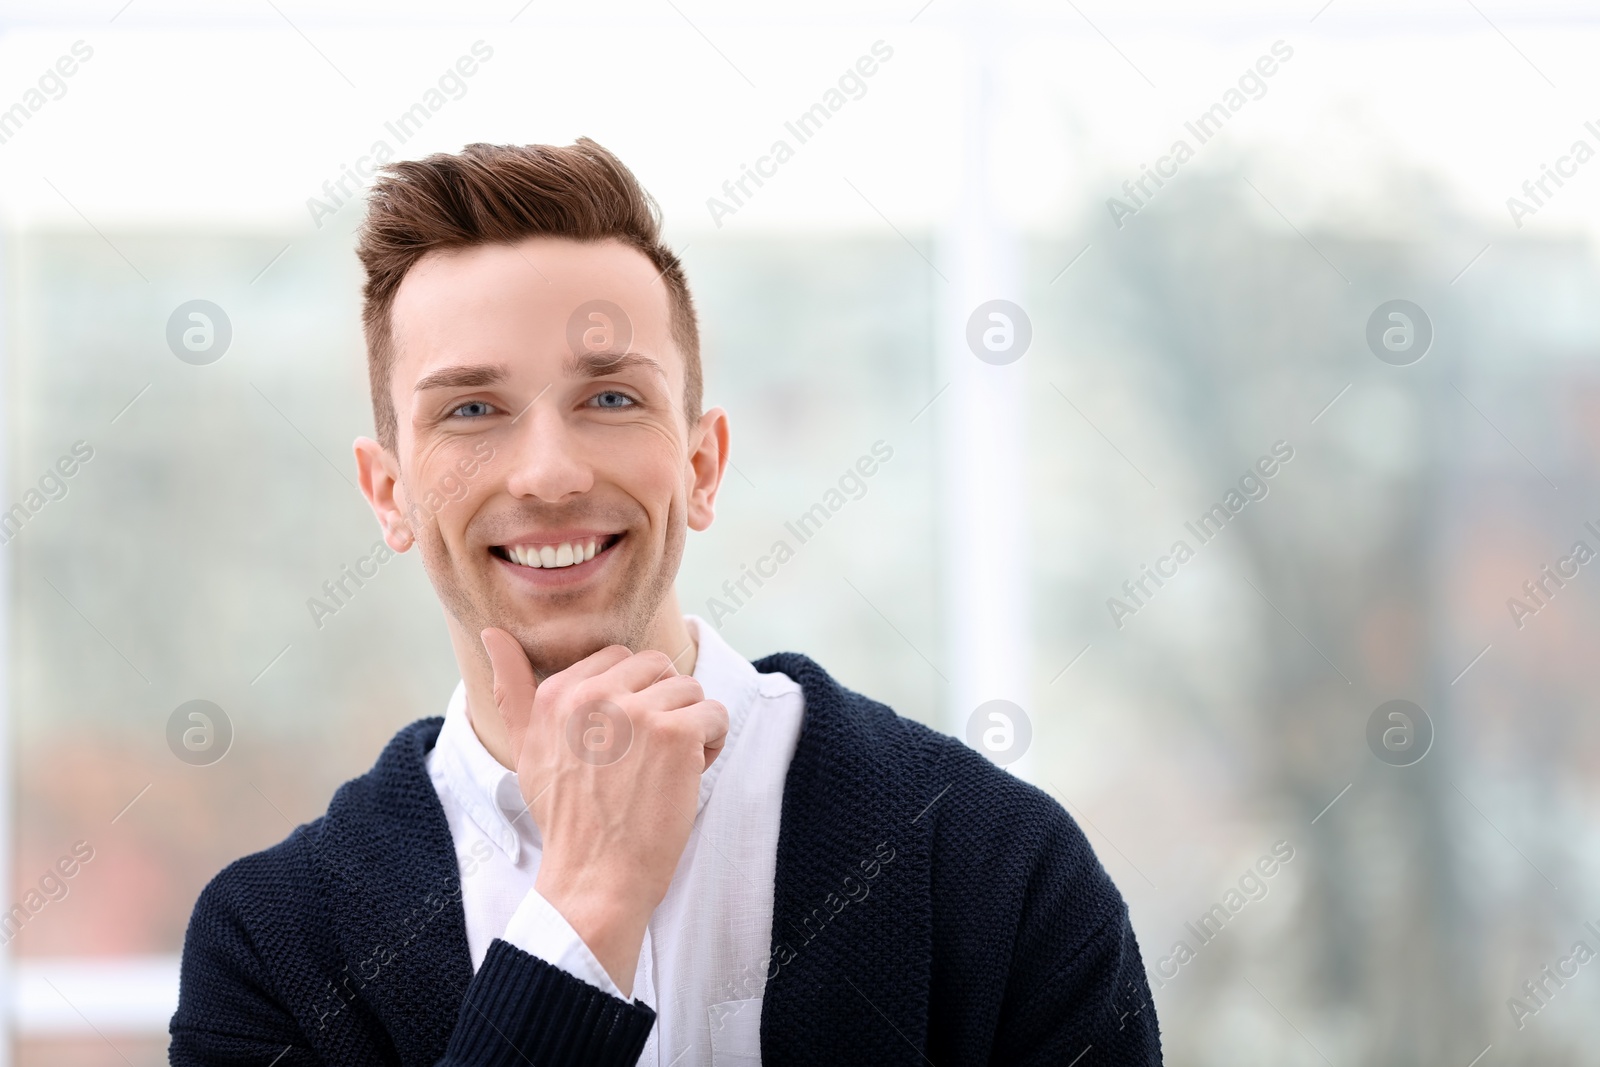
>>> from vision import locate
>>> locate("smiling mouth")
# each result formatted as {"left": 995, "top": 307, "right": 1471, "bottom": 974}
{"left": 490, "top": 533, "right": 623, "bottom": 570}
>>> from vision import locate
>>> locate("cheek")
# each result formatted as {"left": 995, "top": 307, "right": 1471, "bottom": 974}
{"left": 415, "top": 447, "right": 495, "bottom": 523}
{"left": 609, "top": 444, "right": 685, "bottom": 520}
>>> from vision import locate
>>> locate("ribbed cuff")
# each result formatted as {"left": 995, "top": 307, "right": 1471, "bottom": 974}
{"left": 441, "top": 938, "right": 655, "bottom": 1066}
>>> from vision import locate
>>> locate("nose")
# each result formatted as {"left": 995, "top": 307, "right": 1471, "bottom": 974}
{"left": 501, "top": 400, "right": 593, "bottom": 503}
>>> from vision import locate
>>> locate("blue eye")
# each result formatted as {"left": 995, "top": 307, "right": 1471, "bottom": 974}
{"left": 591, "top": 391, "right": 636, "bottom": 409}
{"left": 452, "top": 400, "right": 494, "bottom": 418}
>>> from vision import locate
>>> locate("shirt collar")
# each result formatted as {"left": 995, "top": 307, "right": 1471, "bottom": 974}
{"left": 434, "top": 681, "right": 530, "bottom": 860}
{"left": 433, "top": 615, "right": 762, "bottom": 864}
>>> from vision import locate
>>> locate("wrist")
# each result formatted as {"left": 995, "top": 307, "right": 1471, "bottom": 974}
{"left": 535, "top": 871, "right": 651, "bottom": 997}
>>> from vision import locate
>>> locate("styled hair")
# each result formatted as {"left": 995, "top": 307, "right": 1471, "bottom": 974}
{"left": 355, "top": 138, "right": 701, "bottom": 451}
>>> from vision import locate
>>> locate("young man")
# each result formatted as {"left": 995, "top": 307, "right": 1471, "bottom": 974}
{"left": 169, "top": 139, "right": 1162, "bottom": 1065}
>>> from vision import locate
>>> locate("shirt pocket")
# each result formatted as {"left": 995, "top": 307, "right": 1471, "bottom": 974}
{"left": 708, "top": 997, "right": 763, "bottom": 1065}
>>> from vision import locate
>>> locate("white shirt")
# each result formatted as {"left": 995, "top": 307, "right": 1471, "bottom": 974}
{"left": 425, "top": 615, "right": 805, "bottom": 1065}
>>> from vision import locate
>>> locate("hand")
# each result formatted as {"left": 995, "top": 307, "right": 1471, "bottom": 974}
{"left": 480, "top": 629, "right": 728, "bottom": 998}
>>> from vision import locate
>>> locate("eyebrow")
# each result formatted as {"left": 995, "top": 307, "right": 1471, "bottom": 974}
{"left": 563, "top": 351, "right": 667, "bottom": 383}
{"left": 413, "top": 364, "right": 508, "bottom": 392}
{"left": 411, "top": 353, "right": 666, "bottom": 394}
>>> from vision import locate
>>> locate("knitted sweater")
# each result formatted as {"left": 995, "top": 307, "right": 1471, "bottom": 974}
{"left": 170, "top": 653, "right": 1162, "bottom": 1065}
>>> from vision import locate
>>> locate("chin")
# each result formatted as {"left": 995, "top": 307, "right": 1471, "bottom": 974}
{"left": 513, "top": 617, "right": 634, "bottom": 677}
{"left": 427, "top": 519, "right": 684, "bottom": 676}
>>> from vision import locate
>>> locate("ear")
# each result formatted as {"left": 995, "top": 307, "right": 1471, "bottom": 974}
{"left": 686, "top": 406, "right": 730, "bottom": 532}
{"left": 354, "top": 436, "right": 415, "bottom": 552}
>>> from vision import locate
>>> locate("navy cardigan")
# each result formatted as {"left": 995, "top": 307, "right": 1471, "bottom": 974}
{"left": 170, "top": 653, "right": 1162, "bottom": 1064}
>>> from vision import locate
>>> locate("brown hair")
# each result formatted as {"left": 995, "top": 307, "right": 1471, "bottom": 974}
{"left": 356, "top": 138, "right": 701, "bottom": 451}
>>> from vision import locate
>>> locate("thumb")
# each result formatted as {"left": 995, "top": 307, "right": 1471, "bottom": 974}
{"left": 480, "top": 628, "right": 537, "bottom": 757}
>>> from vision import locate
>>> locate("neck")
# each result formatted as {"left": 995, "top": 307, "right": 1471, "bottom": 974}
{"left": 448, "top": 592, "right": 698, "bottom": 770}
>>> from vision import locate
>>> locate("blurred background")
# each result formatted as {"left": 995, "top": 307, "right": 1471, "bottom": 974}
{"left": 2, "top": 0, "right": 1599, "bottom": 1063}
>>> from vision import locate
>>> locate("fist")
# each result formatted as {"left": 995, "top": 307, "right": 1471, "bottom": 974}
{"left": 480, "top": 629, "right": 728, "bottom": 995}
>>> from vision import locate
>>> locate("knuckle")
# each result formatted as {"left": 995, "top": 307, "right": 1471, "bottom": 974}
{"left": 569, "top": 678, "right": 603, "bottom": 706}
{"left": 644, "top": 702, "right": 684, "bottom": 729}
{"left": 653, "top": 716, "right": 692, "bottom": 745}
{"left": 537, "top": 666, "right": 573, "bottom": 696}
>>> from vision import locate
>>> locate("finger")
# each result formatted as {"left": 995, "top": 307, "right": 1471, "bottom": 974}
{"left": 481, "top": 628, "right": 537, "bottom": 755}
{"left": 678, "top": 699, "right": 729, "bottom": 771}
{"left": 601, "top": 649, "right": 685, "bottom": 694}
{"left": 639, "top": 674, "right": 705, "bottom": 711}
{"left": 547, "top": 643, "right": 634, "bottom": 689}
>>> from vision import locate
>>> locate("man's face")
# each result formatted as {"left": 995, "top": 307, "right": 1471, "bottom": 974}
{"left": 361, "top": 236, "right": 723, "bottom": 677}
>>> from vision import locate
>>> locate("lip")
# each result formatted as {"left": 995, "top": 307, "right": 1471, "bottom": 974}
{"left": 490, "top": 531, "right": 624, "bottom": 588}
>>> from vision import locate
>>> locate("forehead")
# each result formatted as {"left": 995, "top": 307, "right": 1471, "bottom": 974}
{"left": 389, "top": 236, "right": 677, "bottom": 386}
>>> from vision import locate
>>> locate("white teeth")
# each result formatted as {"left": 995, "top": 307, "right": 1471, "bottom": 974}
{"left": 504, "top": 538, "right": 607, "bottom": 570}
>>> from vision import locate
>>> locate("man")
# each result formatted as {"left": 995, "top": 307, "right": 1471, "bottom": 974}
{"left": 170, "top": 138, "right": 1162, "bottom": 1065}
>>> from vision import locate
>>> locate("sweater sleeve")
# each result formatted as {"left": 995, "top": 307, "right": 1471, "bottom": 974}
{"left": 171, "top": 871, "right": 657, "bottom": 1066}
{"left": 438, "top": 939, "right": 655, "bottom": 1065}
{"left": 993, "top": 807, "right": 1163, "bottom": 1066}
{"left": 168, "top": 870, "right": 326, "bottom": 1067}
